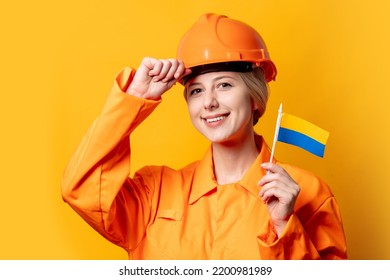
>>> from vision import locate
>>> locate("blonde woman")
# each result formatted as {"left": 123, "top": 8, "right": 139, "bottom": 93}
{"left": 62, "top": 13, "right": 347, "bottom": 259}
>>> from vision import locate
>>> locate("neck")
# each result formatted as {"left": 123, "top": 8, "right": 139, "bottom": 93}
{"left": 212, "top": 133, "right": 260, "bottom": 185}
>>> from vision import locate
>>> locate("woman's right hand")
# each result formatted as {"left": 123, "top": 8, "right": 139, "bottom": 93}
{"left": 126, "top": 57, "right": 191, "bottom": 100}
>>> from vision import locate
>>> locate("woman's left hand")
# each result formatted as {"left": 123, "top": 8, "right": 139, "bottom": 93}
{"left": 258, "top": 163, "right": 300, "bottom": 237}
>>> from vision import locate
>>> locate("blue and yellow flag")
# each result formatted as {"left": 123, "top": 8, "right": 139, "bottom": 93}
{"left": 277, "top": 112, "right": 329, "bottom": 157}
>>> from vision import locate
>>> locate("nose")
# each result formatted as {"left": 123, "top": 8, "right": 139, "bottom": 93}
{"left": 203, "top": 89, "right": 219, "bottom": 110}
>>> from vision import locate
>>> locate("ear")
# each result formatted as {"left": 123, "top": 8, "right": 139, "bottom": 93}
{"left": 251, "top": 98, "right": 260, "bottom": 111}
{"left": 251, "top": 100, "right": 261, "bottom": 126}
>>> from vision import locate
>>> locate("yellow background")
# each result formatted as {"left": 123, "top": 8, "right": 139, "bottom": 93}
{"left": 1, "top": 0, "right": 389, "bottom": 259}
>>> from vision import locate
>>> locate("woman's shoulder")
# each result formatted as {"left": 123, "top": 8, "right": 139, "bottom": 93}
{"left": 278, "top": 162, "right": 340, "bottom": 225}
{"left": 278, "top": 162, "right": 327, "bottom": 185}
{"left": 277, "top": 161, "right": 335, "bottom": 205}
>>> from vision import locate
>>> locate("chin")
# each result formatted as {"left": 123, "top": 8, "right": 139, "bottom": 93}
{"left": 202, "top": 132, "right": 234, "bottom": 144}
{"left": 194, "top": 124, "right": 239, "bottom": 144}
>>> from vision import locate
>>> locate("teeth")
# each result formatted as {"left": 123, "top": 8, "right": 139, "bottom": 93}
{"left": 206, "top": 116, "right": 226, "bottom": 123}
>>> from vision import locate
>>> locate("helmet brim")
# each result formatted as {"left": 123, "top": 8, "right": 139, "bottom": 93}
{"left": 180, "top": 61, "right": 253, "bottom": 85}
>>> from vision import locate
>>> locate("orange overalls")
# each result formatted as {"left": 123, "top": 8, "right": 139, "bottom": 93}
{"left": 61, "top": 68, "right": 348, "bottom": 259}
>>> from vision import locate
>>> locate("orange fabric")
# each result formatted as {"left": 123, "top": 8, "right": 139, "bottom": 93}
{"left": 62, "top": 68, "right": 348, "bottom": 260}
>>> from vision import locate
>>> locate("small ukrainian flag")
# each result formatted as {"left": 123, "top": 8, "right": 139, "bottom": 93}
{"left": 270, "top": 104, "right": 330, "bottom": 158}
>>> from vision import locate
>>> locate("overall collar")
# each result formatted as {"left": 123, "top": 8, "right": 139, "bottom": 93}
{"left": 189, "top": 135, "right": 273, "bottom": 204}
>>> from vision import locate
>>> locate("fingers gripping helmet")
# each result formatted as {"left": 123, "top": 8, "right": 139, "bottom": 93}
{"left": 177, "top": 13, "right": 277, "bottom": 84}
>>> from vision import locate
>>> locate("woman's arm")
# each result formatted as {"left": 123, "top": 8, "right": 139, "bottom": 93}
{"left": 61, "top": 67, "right": 162, "bottom": 251}
{"left": 258, "top": 163, "right": 347, "bottom": 259}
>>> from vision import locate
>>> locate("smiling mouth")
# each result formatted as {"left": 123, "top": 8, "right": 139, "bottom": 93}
{"left": 203, "top": 114, "right": 229, "bottom": 123}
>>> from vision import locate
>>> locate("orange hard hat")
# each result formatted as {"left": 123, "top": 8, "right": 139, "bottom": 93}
{"left": 177, "top": 13, "right": 277, "bottom": 83}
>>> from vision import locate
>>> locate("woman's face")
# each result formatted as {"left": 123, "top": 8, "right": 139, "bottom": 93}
{"left": 185, "top": 71, "right": 257, "bottom": 144}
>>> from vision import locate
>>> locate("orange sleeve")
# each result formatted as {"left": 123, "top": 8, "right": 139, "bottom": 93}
{"left": 257, "top": 198, "right": 347, "bottom": 259}
{"left": 257, "top": 165, "right": 348, "bottom": 260}
{"left": 61, "top": 67, "right": 161, "bottom": 252}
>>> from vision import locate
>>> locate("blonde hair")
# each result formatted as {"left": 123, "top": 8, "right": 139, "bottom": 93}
{"left": 238, "top": 67, "right": 269, "bottom": 125}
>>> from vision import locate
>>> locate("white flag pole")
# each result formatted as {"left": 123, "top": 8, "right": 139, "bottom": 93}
{"left": 269, "top": 103, "right": 283, "bottom": 163}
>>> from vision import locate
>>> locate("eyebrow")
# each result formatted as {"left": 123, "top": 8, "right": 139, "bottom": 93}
{"left": 186, "top": 74, "right": 237, "bottom": 88}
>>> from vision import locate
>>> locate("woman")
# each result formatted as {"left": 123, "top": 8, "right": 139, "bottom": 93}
{"left": 62, "top": 13, "right": 347, "bottom": 259}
